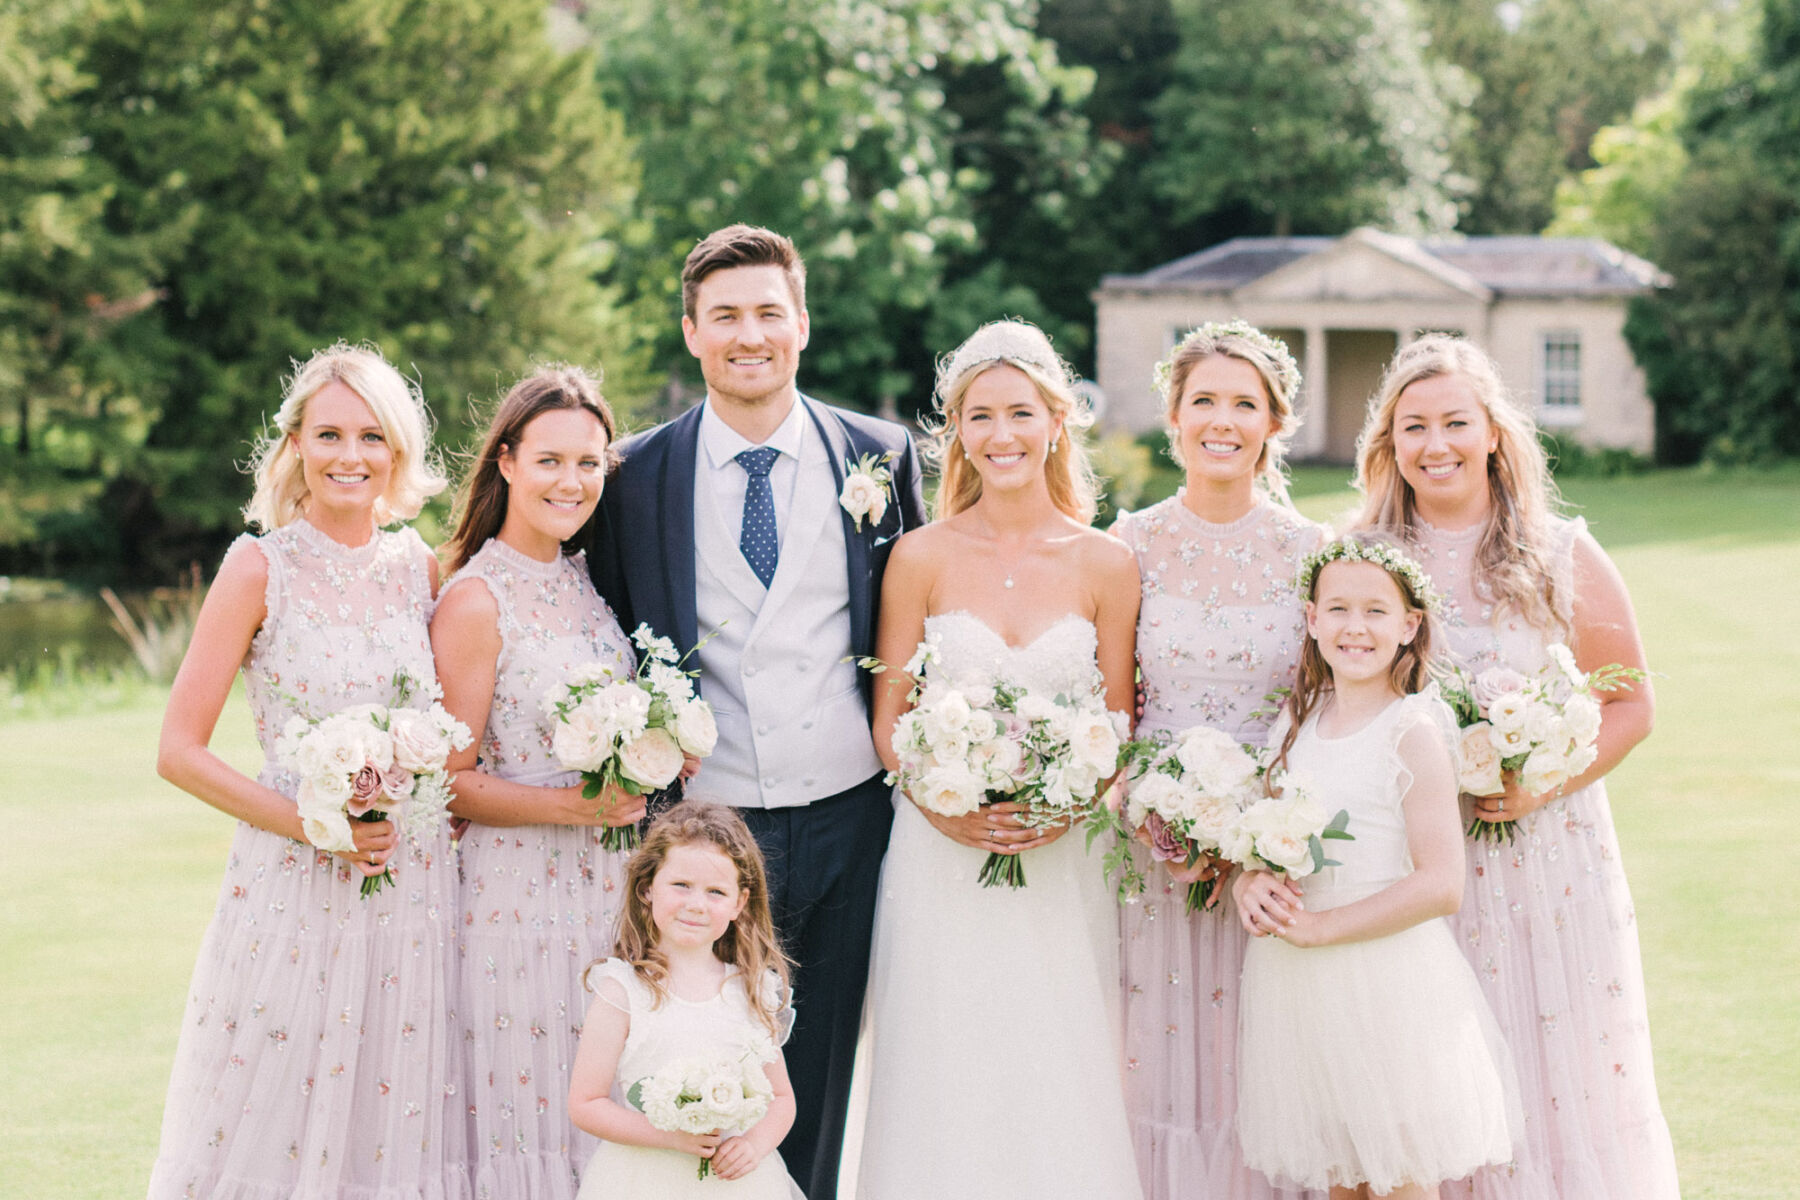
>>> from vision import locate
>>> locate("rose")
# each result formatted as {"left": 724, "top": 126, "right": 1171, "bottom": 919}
{"left": 1254, "top": 827, "right": 1316, "bottom": 876}
{"left": 1187, "top": 794, "right": 1235, "bottom": 848}
{"left": 915, "top": 763, "right": 985, "bottom": 817}
{"left": 380, "top": 765, "right": 416, "bottom": 803}
{"left": 346, "top": 763, "right": 386, "bottom": 818}
{"left": 619, "top": 727, "right": 685, "bottom": 789}
{"left": 672, "top": 700, "right": 719, "bottom": 756}
{"left": 1130, "top": 769, "right": 1187, "bottom": 821}
{"left": 1521, "top": 698, "right": 1560, "bottom": 747}
{"left": 389, "top": 708, "right": 453, "bottom": 773}
{"left": 300, "top": 808, "right": 357, "bottom": 853}
{"left": 1067, "top": 708, "right": 1123, "bottom": 775}
{"left": 594, "top": 682, "right": 653, "bottom": 740}
{"left": 1472, "top": 666, "right": 1532, "bottom": 713}
{"left": 553, "top": 702, "right": 616, "bottom": 772}
{"left": 1520, "top": 746, "right": 1570, "bottom": 797}
{"left": 1216, "top": 814, "right": 1256, "bottom": 865}
{"left": 1014, "top": 693, "right": 1059, "bottom": 725}
{"left": 1486, "top": 691, "right": 1531, "bottom": 733}
{"left": 961, "top": 682, "right": 997, "bottom": 711}
{"left": 1143, "top": 810, "right": 1188, "bottom": 863}
{"left": 969, "top": 735, "right": 1023, "bottom": 787}
{"left": 839, "top": 472, "right": 889, "bottom": 529}
{"left": 700, "top": 1069, "right": 750, "bottom": 1128}
{"left": 1037, "top": 765, "right": 1076, "bottom": 813}
{"left": 1458, "top": 722, "right": 1505, "bottom": 797}
{"left": 964, "top": 709, "right": 999, "bottom": 744}
{"left": 1563, "top": 692, "right": 1603, "bottom": 747}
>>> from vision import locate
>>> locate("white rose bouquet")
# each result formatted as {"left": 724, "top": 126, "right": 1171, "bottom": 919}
{"left": 875, "top": 635, "right": 1127, "bottom": 889}
{"left": 1117, "top": 725, "right": 1266, "bottom": 912}
{"left": 1439, "top": 643, "right": 1645, "bottom": 842}
{"left": 1224, "top": 766, "right": 1352, "bottom": 879}
{"left": 543, "top": 624, "right": 719, "bottom": 852}
{"left": 276, "top": 680, "right": 472, "bottom": 897}
{"left": 625, "top": 1049, "right": 776, "bottom": 1179}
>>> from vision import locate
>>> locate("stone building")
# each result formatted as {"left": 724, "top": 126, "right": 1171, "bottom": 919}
{"left": 1093, "top": 228, "right": 1668, "bottom": 459}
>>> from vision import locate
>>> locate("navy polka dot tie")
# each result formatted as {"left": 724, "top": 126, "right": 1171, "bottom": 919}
{"left": 735, "top": 446, "right": 781, "bottom": 587}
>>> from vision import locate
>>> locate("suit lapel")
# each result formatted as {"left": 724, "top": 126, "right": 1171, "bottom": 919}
{"left": 804, "top": 397, "right": 874, "bottom": 653}
{"left": 660, "top": 408, "right": 701, "bottom": 655}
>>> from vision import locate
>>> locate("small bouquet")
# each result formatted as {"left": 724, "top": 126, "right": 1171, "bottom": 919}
{"left": 543, "top": 625, "right": 719, "bottom": 852}
{"left": 1440, "top": 643, "right": 1644, "bottom": 842}
{"left": 878, "top": 635, "right": 1127, "bottom": 889}
{"left": 626, "top": 1046, "right": 776, "bottom": 1179}
{"left": 277, "top": 680, "right": 472, "bottom": 897}
{"left": 1120, "top": 728, "right": 1351, "bottom": 909}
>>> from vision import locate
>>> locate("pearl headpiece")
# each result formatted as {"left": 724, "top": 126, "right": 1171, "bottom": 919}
{"left": 934, "top": 320, "right": 1079, "bottom": 413}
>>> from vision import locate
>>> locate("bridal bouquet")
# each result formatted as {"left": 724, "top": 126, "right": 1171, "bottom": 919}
{"left": 880, "top": 635, "right": 1127, "bottom": 889}
{"left": 626, "top": 1046, "right": 776, "bottom": 1179}
{"left": 277, "top": 686, "right": 472, "bottom": 897}
{"left": 1439, "top": 643, "right": 1644, "bottom": 842}
{"left": 1120, "top": 728, "right": 1350, "bottom": 909}
{"left": 543, "top": 625, "right": 719, "bottom": 851}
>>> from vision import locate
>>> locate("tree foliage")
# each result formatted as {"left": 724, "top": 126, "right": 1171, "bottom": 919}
{"left": 63, "top": 0, "right": 645, "bottom": 576}
{"left": 1150, "top": 0, "right": 1465, "bottom": 237}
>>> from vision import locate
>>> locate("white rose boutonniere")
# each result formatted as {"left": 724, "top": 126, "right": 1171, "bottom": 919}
{"left": 839, "top": 451, "right": 896, "bottom": 531}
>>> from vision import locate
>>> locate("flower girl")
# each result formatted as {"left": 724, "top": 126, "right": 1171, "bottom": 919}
{"left": 568, "top": 801, "right": 803, "bottom": 1199}
{"left": 1233, "top": 537, "right": 1521, "bottom": 1200}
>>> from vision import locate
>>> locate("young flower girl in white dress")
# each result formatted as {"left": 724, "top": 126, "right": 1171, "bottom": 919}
{"left": 569, "top": 801, "right": 803, "bottom": 1199}
{"left": 1233, "top": 537, "right": 1522, "bottom": 1200}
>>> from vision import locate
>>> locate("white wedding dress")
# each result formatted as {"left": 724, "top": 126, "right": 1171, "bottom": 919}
{"left": 856, "top": 611, "right": 1143, "bottom": 1200}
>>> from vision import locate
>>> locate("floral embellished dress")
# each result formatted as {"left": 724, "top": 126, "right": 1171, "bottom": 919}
{"left": 447, "top": 538, "right": 635, "bottom": 1200}
{"left": 148, "top": 519, "right": 464, "bottom": 1200}
{"left": 1112, "top": 496, "right": 1323, "bottom": 1200}
{"left": 1414, "top": 517, "right": 1679, "bottom": 1200}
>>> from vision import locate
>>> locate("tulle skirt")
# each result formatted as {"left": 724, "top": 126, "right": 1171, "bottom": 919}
{"left": 1238, "top": 910, "right": 1522, "bottom": 1194}
{"left": 856, "top": 797, "right": 1142, "bottom": 1200}
{"left": 147, "top": 822, "right": 467, "bottom": 1200}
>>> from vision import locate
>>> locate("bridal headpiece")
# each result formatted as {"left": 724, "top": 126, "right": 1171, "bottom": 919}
{"left": 934, "top": 320, "right": 1081, "bottom": 415}
{"left": 1297, "top": 534, "right": 1444, "bottom": 615}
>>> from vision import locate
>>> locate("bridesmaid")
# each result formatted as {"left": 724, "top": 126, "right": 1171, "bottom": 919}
{"left": 149, "top": 343, "right": 462, "bottom": 1198}
{"left": 1114, "top": 321, "right": 1324, "bottom": 1200}
{"left": 1353, "top": 334, "right": 1677, "bottom": 1200}
{"left": 432, "top": 367, "right": 649, "bottom": 1197}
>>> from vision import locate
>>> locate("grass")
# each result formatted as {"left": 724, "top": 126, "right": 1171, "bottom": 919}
{"left": 3, "top": 466, "right": 1796, "bottom": 1197}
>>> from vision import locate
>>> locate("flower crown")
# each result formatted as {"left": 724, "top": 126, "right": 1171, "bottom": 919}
{"left": 935, "top": 319, "right": 1079, "bottom": 411}
{"left": 1296, "top": 536, "right": 1444, "bottom": 614}
{"left": 1153, "top": 319, "right": 1302, "bottom": 405}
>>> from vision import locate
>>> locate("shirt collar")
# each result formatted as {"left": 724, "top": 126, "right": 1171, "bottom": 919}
{"left": 699, "top": 396, "right": 809, "bottom": 470}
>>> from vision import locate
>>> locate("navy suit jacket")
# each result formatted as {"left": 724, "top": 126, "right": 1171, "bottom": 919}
{"left": 588, "top": 394, "right": 929, "bottom": 710}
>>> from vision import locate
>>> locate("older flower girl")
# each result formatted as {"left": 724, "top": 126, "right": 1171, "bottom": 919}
{"left": 1233, "top": 537, "right": 1521, "bottom": 1200}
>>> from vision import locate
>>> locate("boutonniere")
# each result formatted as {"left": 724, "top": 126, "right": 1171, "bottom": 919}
{"left": 839, "top": 451, "right": 897, "bottom": 532}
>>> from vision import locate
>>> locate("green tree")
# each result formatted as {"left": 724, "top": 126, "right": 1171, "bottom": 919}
{"left": 577, "top": 0, "right": 1101, "bottom": 413}
{"left": 73, "top": 0, "right": 645, "bottom": 576}
{"left": 0, "top": 0, "right": 181, "bottom": 569}
{"left": 1625, "top": 0, "right": 1800, "bottom": 463}
{"left": 1150, "top": 0, "right": 1465, "bottom": 238}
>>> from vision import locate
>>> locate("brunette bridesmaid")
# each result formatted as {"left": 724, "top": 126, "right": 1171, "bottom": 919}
{"left": 1353, "top": 334, "right": 1677, "bottom": 1200}
{"left": 149, "top": 344, "right": 463, "bottom": 1197}
{"left": 1114, "top": 322, "right": 1323, "bottom": 1200}
{"left": 432, "top": 367, "right": 650, "bottom": 1197}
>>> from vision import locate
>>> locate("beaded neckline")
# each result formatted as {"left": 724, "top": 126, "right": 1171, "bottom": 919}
{"left": 482, "top": 536, "right": 572, "bottom": 580}
{"left": 289, "top": 516, "right": 384, "bottom": 561}
{"left": 1171, "top": 491, "right": 1270, "bottom": 538}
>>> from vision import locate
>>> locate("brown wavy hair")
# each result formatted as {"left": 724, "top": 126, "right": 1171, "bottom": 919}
{"left": 442, "top": 365, "right": 616, "bottom": 576}
{"left": 1268, "top": 533, "right": 1439, "bottom": 781}
{"left": 1353, "top": 335, "right": 1567, "bottom": 635}
{"left": 605, "top": 801, "right": 792, "bottom": 1039}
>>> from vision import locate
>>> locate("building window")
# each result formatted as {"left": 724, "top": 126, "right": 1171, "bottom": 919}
{"left": 1541, "top": 331, "right": 1581, "bottom": 420}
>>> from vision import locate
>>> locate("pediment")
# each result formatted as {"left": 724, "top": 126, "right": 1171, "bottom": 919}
{"left": 1238, "top": 231, "right": 1491, "bottom": 303}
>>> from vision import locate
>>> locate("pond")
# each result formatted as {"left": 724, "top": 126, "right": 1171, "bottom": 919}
{"left": 0, "top": 579, "right": 141, "bottom": 676}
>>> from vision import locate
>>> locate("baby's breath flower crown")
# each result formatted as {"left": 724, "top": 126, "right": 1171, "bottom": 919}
{"left": 1297, "top": 536, "right": 1444, "bottom": 615}
{"left": 1153, "top": 319, "right": 1302, "bottom": 406}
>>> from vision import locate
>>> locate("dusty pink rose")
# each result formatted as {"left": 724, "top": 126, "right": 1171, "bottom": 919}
{"left": 1145, "top": 811, "right": 1188, "bottom": 863}
{"left": 381, "top": 766, "right": 415, "bottom": 803}
{"left": 347, "top": 764, "right": 385, "bottom": 818}
{"left": 1471, "top": 666, "right": 1531, "bottom": 713}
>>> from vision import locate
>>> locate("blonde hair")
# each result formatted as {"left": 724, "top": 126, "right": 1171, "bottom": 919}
{"left": 1157, "top": 321, "right": 1302, "bottom": 505}
{"left": 243, "top": 342, "right": 446, "bottom": 531}
{"left": 1353, "top": 335, "right": 1565, "bottom": 633}
{"left": 1269, "top": 532, "right": 1440, "bottom": 781}
{"left": 606, "top": 801, "right": 792, "bottom": 1041}
{"left": 926, "top": 320, "right": 1099, "bottom": 523}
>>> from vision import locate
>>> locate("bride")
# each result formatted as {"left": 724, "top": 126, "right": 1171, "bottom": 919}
{"left": 856, "top": 321, "right": 1144, "bottom": 1200}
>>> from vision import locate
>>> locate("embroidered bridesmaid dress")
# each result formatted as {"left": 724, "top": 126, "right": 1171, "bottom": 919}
{"left": 1112, "top": 496, "right": 1323, "bottom": 1200}
{"left": 449, "top": 538, "right": 635, "bottom": 1199}
{"left": 1414, "top": 516, "right": 1679, "bottom": 1200}
{"left": 148, "top": 520, "right": 465, "bottom": 1199}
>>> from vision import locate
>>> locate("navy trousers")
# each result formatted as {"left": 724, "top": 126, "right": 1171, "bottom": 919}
{"left": 738, "top": 773, "right": 894, "bottom": 1200}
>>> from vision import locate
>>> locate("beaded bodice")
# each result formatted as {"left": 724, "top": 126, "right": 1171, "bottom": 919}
{"left": 1114, "top": 496, "right": 1323, "bottom": 744}
{"left": 450, "top": 538, "right": 635, "bottom": 788}
{"left": 239, "top": 520, "right": 438, "bottom": 794}
{"left": 1409, "top": 515, "right": 1585, "bottom": 677}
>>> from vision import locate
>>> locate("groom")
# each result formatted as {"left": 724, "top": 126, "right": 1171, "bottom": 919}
{"left": 590, "top": 224, "right": 927, "bottom": 1198}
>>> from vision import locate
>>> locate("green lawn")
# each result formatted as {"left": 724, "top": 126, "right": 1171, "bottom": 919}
{"left": 3, "top": 466, "right": 1796, "bottom": 1197}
